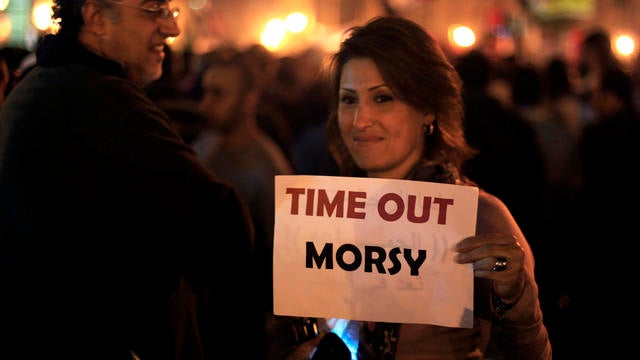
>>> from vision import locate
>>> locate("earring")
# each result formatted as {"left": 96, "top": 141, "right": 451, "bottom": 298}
{"left": 424, "top": 123, "right": 434, "bottom": 135}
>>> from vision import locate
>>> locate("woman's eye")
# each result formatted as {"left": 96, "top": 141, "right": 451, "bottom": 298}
{"left": 340, "top": 95, "right": 356, "bottom": 105}
{"left": 374, "top": 94, "right": 393, "bottom": 103}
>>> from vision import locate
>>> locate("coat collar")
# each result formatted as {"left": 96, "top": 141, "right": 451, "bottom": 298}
{"left": 36, "top": 34, "right": 124, "bottom": 78}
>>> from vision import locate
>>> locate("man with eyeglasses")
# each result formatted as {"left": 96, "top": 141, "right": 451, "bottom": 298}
{"left": 0, "top": 1, "right": 264, "bottom": 360}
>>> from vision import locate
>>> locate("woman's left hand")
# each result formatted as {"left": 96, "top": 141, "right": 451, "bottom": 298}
{"left": 454, "top": 233, "right": 525, "bottom": 302}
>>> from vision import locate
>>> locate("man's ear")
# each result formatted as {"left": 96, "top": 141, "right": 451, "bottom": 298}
{"left": 81, "top": 1, "right": 107, "bottom": 37}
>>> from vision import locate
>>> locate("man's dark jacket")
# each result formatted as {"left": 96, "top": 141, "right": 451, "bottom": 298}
{"left": 0, "top": 35, "right": 261, "bottom": 359}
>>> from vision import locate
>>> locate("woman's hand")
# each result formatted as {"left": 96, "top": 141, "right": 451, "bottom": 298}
{"left": 455, "top": 233, "right": 525, "bottom": 302}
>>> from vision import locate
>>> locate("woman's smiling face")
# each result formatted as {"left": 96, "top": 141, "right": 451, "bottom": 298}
{"left": 337, "top": 57, "right": 433, "bottom": 179}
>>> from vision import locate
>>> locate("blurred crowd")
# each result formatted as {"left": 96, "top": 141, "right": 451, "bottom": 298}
{"left": 1, "top": 22, "right": 638, "bottom": 358}
{"left": 145, "top": 27, "right": 637, "bottom": 358}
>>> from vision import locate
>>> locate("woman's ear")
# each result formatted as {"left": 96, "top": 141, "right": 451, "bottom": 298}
{"left": 423, "top": 112, "right": 436, "bottom": 126}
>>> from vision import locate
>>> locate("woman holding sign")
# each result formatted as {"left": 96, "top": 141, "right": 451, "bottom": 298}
{"left": 271, "top": 16, "right": 552, "bottom": 359}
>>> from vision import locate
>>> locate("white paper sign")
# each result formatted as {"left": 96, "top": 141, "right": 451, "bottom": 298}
{"left": 273, "top": 175, "right": 478, "bottom": 328}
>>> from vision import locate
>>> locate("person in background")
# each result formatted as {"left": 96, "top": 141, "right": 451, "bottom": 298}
{"left": 0, "top": 49, "right": 10, "bottom": 108}
{"left": 146, "top": 44, "right": 207, "bottom": 144}
{"left": 244, "top": 43, "right": 295, "bottom": 164}
{"left": 570, "top": 68, "right": 640, "bottom": 357}
{"left": 576, "top": 27, "right": 623, "bottom": 126}
{"left": 270, "top": 16, "right": 552, "bottom": 359}
{"left": 0, "top": 1, "right": 260, "bottom": 359}
{"left": 191, "top": 47, "right": 295, "bottom": 359}
{"left": 509, "top": 58, "right": 583, "bottom": 358}
{"left": 264, "top": 47, "right": 330, "bottom": 165}
{"left": 0, "top": 46, "right": 33, "bottom": 97}
{"left": 578, "top": 67, "right": 640, "bottom": 210}
{"left": 454, "top": 50, "right": 547, "bottom": 260}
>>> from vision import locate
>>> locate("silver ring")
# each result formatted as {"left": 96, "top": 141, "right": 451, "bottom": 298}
{"left": 491, "top": 257, "right": 508, "bottom": 272}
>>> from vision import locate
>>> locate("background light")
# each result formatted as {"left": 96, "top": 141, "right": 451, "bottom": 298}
{"left": 260, "top": 18, "right": 287, "bottom": 50}
{"left": 285, "top": 12, "right": 308, "bottom": 34}
{"left": 31, "top": 0, "right": 54, "bottom": 32}
{"left": 449, "top": 25, "right": 476, "bottom": 48}
{"left": 0, "top": 0, "right": 10, "bottom": 12}
{"left": 614, "top": 34, "right": 635, "bottom": 56}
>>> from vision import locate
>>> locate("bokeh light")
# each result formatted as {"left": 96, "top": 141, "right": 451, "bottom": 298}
{"left": 449, "top": 24, "right": 476, "bottom": 48}
{"left": 31, "top": 0, "right": 55, "bottom": 32}
{"left": 285, "top": 12, "right": 308, "bottom": 34}
{"left": 614, "top": 34, "right": 635, "bottom": 57}
{"left": 261, "top": 18, "right": 287, "bottom": 50}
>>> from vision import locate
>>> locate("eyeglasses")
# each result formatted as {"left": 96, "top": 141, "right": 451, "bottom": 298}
{"left": 107, "top": 0, "right": 180, "bottom": 21}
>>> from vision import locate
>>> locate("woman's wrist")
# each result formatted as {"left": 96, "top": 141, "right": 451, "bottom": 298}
{"left": 491, "top": 278, "right": 527, "bottom": 317}
{"left": 493, "top": 271, "right": 526, "bottom": 302}
{"left": 491, "top": 287, "right": 515, "bottom": 317}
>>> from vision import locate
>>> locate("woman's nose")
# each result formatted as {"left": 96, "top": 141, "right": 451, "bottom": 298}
{"left": 352, "top": 106, "right": 374, "bottom": 128}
